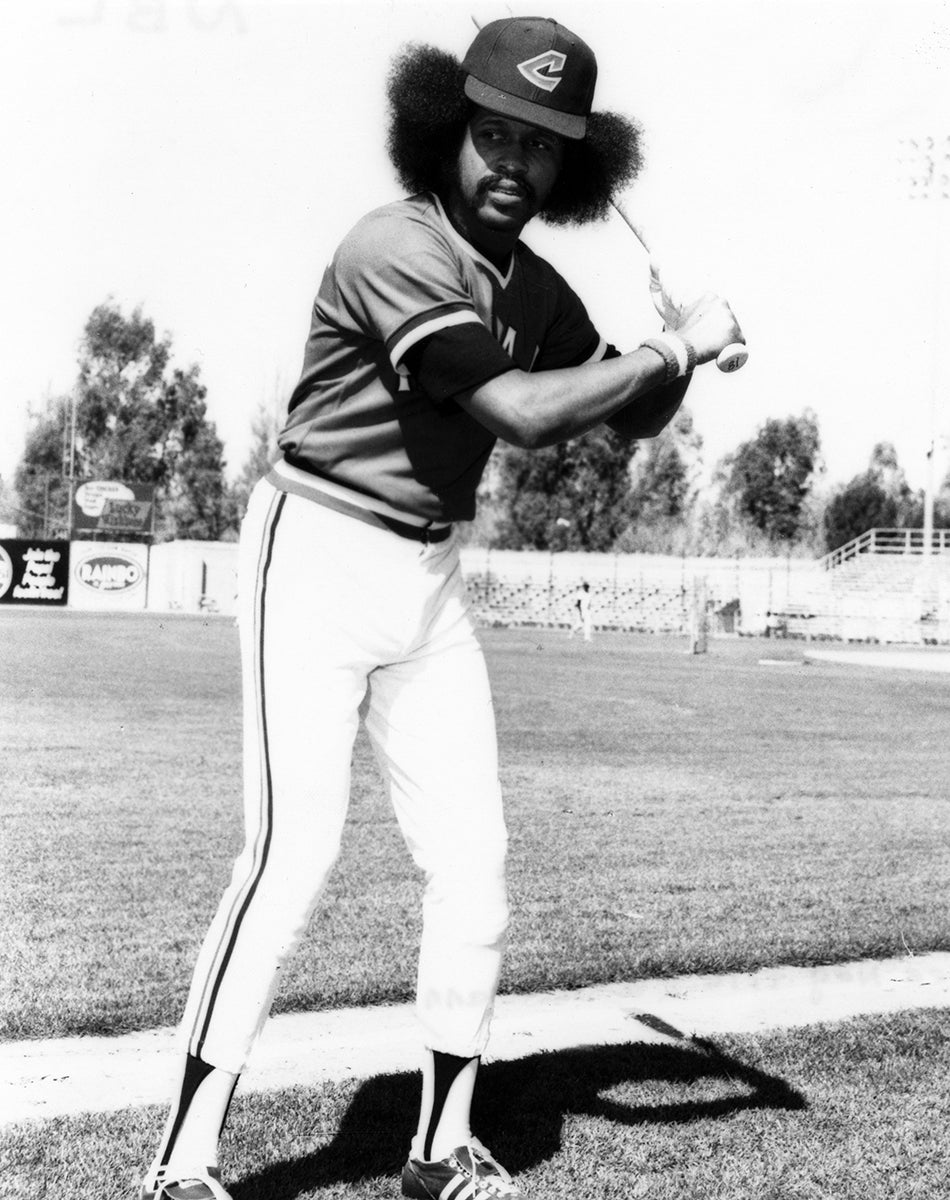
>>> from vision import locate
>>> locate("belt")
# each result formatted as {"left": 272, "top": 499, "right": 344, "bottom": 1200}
{"left": 265, "top": 468, "right": 453, "bottom": 545}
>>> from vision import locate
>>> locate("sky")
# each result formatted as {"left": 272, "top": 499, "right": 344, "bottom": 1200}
{"left": 2, "top": 0, "right": 949, "bottom": 502}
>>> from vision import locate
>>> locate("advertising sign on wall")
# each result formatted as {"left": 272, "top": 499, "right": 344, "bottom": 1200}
{"left": 69, "top": 542, "right": 149, "bottom": 612}
{"left": 0, "top": 540, "right": 70, "bottom": 606}
{"left": 71, "top": 481, "right": 155, "bottom": 535}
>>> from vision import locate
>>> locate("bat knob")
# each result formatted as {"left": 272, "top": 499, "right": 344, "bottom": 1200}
{"left": 716, "top": 343, "right": 748, "bottom": 373}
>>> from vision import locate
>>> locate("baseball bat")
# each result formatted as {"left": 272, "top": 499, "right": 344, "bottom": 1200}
{"left": 468, "top": 14, "right": 746, "bottom": 373}
{"left": 610, "top": 197, "right": 748, "bottom": 373}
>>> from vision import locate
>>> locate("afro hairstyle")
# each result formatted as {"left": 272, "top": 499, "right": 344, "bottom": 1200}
{"left": 385, "top": 43, "right": 644, "bottom": 226}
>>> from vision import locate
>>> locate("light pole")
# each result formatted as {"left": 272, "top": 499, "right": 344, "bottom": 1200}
{"left": 66, "top": 391, "right": 78, "bottom": 542}
{"left": 899, "top": 135, "right": 950, "bottom": 555}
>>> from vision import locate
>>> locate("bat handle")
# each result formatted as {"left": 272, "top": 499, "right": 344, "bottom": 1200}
{"left": 716, "top": 343, "right": 748, "bottom": 373}
{"left": 612, "top": 198, "right": 749, "bottom": 374}
{"left": 610, "top": 197, "right": 650, "bottom": 253}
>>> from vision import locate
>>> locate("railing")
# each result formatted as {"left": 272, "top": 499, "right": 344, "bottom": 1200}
{"left": 820, "top": 528, "right": 950, "bottom": 571}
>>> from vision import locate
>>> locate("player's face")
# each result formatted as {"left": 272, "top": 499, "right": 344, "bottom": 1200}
{"left": 447, "top": 109, "right": 564, "bottom": 244}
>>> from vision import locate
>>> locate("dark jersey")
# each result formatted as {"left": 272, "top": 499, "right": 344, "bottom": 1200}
{"left": 279, "top": 193, "right": 609, "bottom": 522}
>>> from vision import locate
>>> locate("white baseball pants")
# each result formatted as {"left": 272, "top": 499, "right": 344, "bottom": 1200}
{"left": 180, "top": 478, "right": 509, "bottom": 1073}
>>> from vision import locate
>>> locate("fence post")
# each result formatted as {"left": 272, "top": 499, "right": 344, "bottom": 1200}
{"left": 689, "top": 575, "right": 709, "bottom": 654}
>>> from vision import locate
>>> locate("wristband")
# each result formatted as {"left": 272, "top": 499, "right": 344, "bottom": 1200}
{"left": 639, "top": 333, "right": 697, "bottom": 383}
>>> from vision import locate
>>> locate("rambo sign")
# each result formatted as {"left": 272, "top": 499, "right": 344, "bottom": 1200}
{"left": 0, "top": 540, "right": 70, "bottom": 606}
{"left": 72, "top": 481, "right": 155, "bottom": 535}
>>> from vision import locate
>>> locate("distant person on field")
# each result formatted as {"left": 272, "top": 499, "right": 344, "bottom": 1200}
{"left": 569, "top": 581, "right": 593, "bottom": 641}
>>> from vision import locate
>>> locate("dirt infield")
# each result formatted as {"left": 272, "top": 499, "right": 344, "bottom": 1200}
{"left": 3, "top": 952, "right": 949, "bottom": 1127}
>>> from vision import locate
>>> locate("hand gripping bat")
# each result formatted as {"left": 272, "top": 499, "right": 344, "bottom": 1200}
{"left": 467, "top": 14, "right": 746, "bottom": 373}
{"left": 610, "top": 197, "right": 748, "bottom": 373}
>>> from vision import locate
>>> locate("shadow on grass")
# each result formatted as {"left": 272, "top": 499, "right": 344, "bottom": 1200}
{"left": 231, "top": 1037, "right": 806, "bottom": 1199}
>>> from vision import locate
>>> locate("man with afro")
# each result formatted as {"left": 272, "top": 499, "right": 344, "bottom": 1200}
{"left": 140, "top": 16, "right": 743, "bottom": 1200}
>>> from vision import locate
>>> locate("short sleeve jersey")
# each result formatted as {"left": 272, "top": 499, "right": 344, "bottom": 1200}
{"left": 279, "top": 193, "right": 609, "bottom": 522}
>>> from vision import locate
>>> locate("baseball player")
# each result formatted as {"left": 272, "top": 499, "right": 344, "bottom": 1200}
{"left": 140, "top": 16, "right": 743, "bottom": 1200}
{"left": 569, "top": 581, "right": 593, "bottom": 641}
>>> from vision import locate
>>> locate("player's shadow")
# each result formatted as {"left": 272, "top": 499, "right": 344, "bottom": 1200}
{"left": 230, "top": 1033, "right": 806, "bottom": 1199}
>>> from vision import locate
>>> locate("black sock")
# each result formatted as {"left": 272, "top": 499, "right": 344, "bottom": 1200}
{"left": 423, "top": 1051, "right": 478, "bottom": 1160}
{"left": 158, "top": 1053, "right": 216, "bottom": 1169}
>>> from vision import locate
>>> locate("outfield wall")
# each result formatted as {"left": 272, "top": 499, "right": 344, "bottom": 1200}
{"left": 462, "top": 548, "right": 950, "bottom": 643}
{"left": 147, "top": 540, "right": 238, "bottom": 615}
{"left": 135, "top": 542, "right": 823, "bottom": 638}
{"left": 24, "top": 536, "right": 948, "bottom": 644}
{"left": 458, "top": 547, "right": 816, "bottom": 637}
{"left": 459, "top": 547, "right": 950, "bottom": 642}
{"left": 0, "top": 539, "right": 239, "bottom": 617}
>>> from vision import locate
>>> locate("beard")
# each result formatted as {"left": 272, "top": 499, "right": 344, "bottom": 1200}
{"left": 440, "top": 159, "right": 541, "bottom": 223}
{"left": 473, "top": 172, "right": 537, "bottom": 212}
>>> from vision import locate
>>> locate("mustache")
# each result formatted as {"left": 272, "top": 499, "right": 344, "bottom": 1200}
{"left": 476, "top": 173, "right": 536, "bottom": 206}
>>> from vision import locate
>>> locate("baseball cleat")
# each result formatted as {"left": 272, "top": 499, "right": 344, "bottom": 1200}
{"left": 401, "top": 1140, "right": 524, "bottom": 1198}
{"left": 139, "top": 1165, "right": 232, "bottom": 1200}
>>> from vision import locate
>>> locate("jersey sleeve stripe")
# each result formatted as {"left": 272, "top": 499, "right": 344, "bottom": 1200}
{"left": 581, "top": 335, "right": 609, "bottom": 364}
{"left": 388, "top": 309, "right": 484, "bottom": 375}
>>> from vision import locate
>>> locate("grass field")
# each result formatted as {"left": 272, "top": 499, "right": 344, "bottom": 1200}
{"left": 2, "top": 610, "right": 949, "bottom": 1041}
{"left": 1, "top": 609, "right": 949, "bottom": 1198}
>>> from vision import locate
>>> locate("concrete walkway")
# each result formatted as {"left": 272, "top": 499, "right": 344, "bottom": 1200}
{"left": 3, "top": 952, "right": 950, "bottom": 1126}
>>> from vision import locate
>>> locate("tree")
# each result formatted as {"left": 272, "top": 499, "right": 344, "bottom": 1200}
{"left": 159, "top": 365, "right": 239, "bottom": 540}
{"left": 823, "top": 475, "right": 898, "bottom": 552}
{"left": 231, "top": 386, "right": 287, "bottom": 521}
{"left": 0, "top": 474, "right": 24, "bottom": 532}
{"left": 77, "top": 303, "right": 173, "bottom": 482}
{"left": 13, "top": 302, "right": 236, "bottom": 541}
{"left": 12, "top": 395, "right": 73, "bottom": 536}
{"left": 614, "top": 408, "right": 704, "bottom": 554}
{"left": 823, "top": 442, "right": 932, "bottom": 552}
{"left": 721, "top": 410, "right": 822, "bottom": 544}
{"left": 492, "top": 427, "right": 638, "bottom": 551}
{"left": 904, "top": 469, "right": 950, "bottom": 531}
{"left": 629, "top": 407, "right": 701, "bottom": 519}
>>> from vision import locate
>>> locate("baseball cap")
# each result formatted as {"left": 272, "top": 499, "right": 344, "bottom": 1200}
{"left": 462, "top": 16, "right": 597, "bottom": 141}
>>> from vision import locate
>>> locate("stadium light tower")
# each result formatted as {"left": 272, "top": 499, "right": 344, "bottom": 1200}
{"left": 66, "top": 391, "right": 78, "bottom": 541}
{"left": 899, "top": 134, "right": 950, "bottom": 556}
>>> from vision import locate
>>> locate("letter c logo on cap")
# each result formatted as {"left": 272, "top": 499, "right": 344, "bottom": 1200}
{"left": 517, "top": 50, "right": 566, "bottom": 92}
